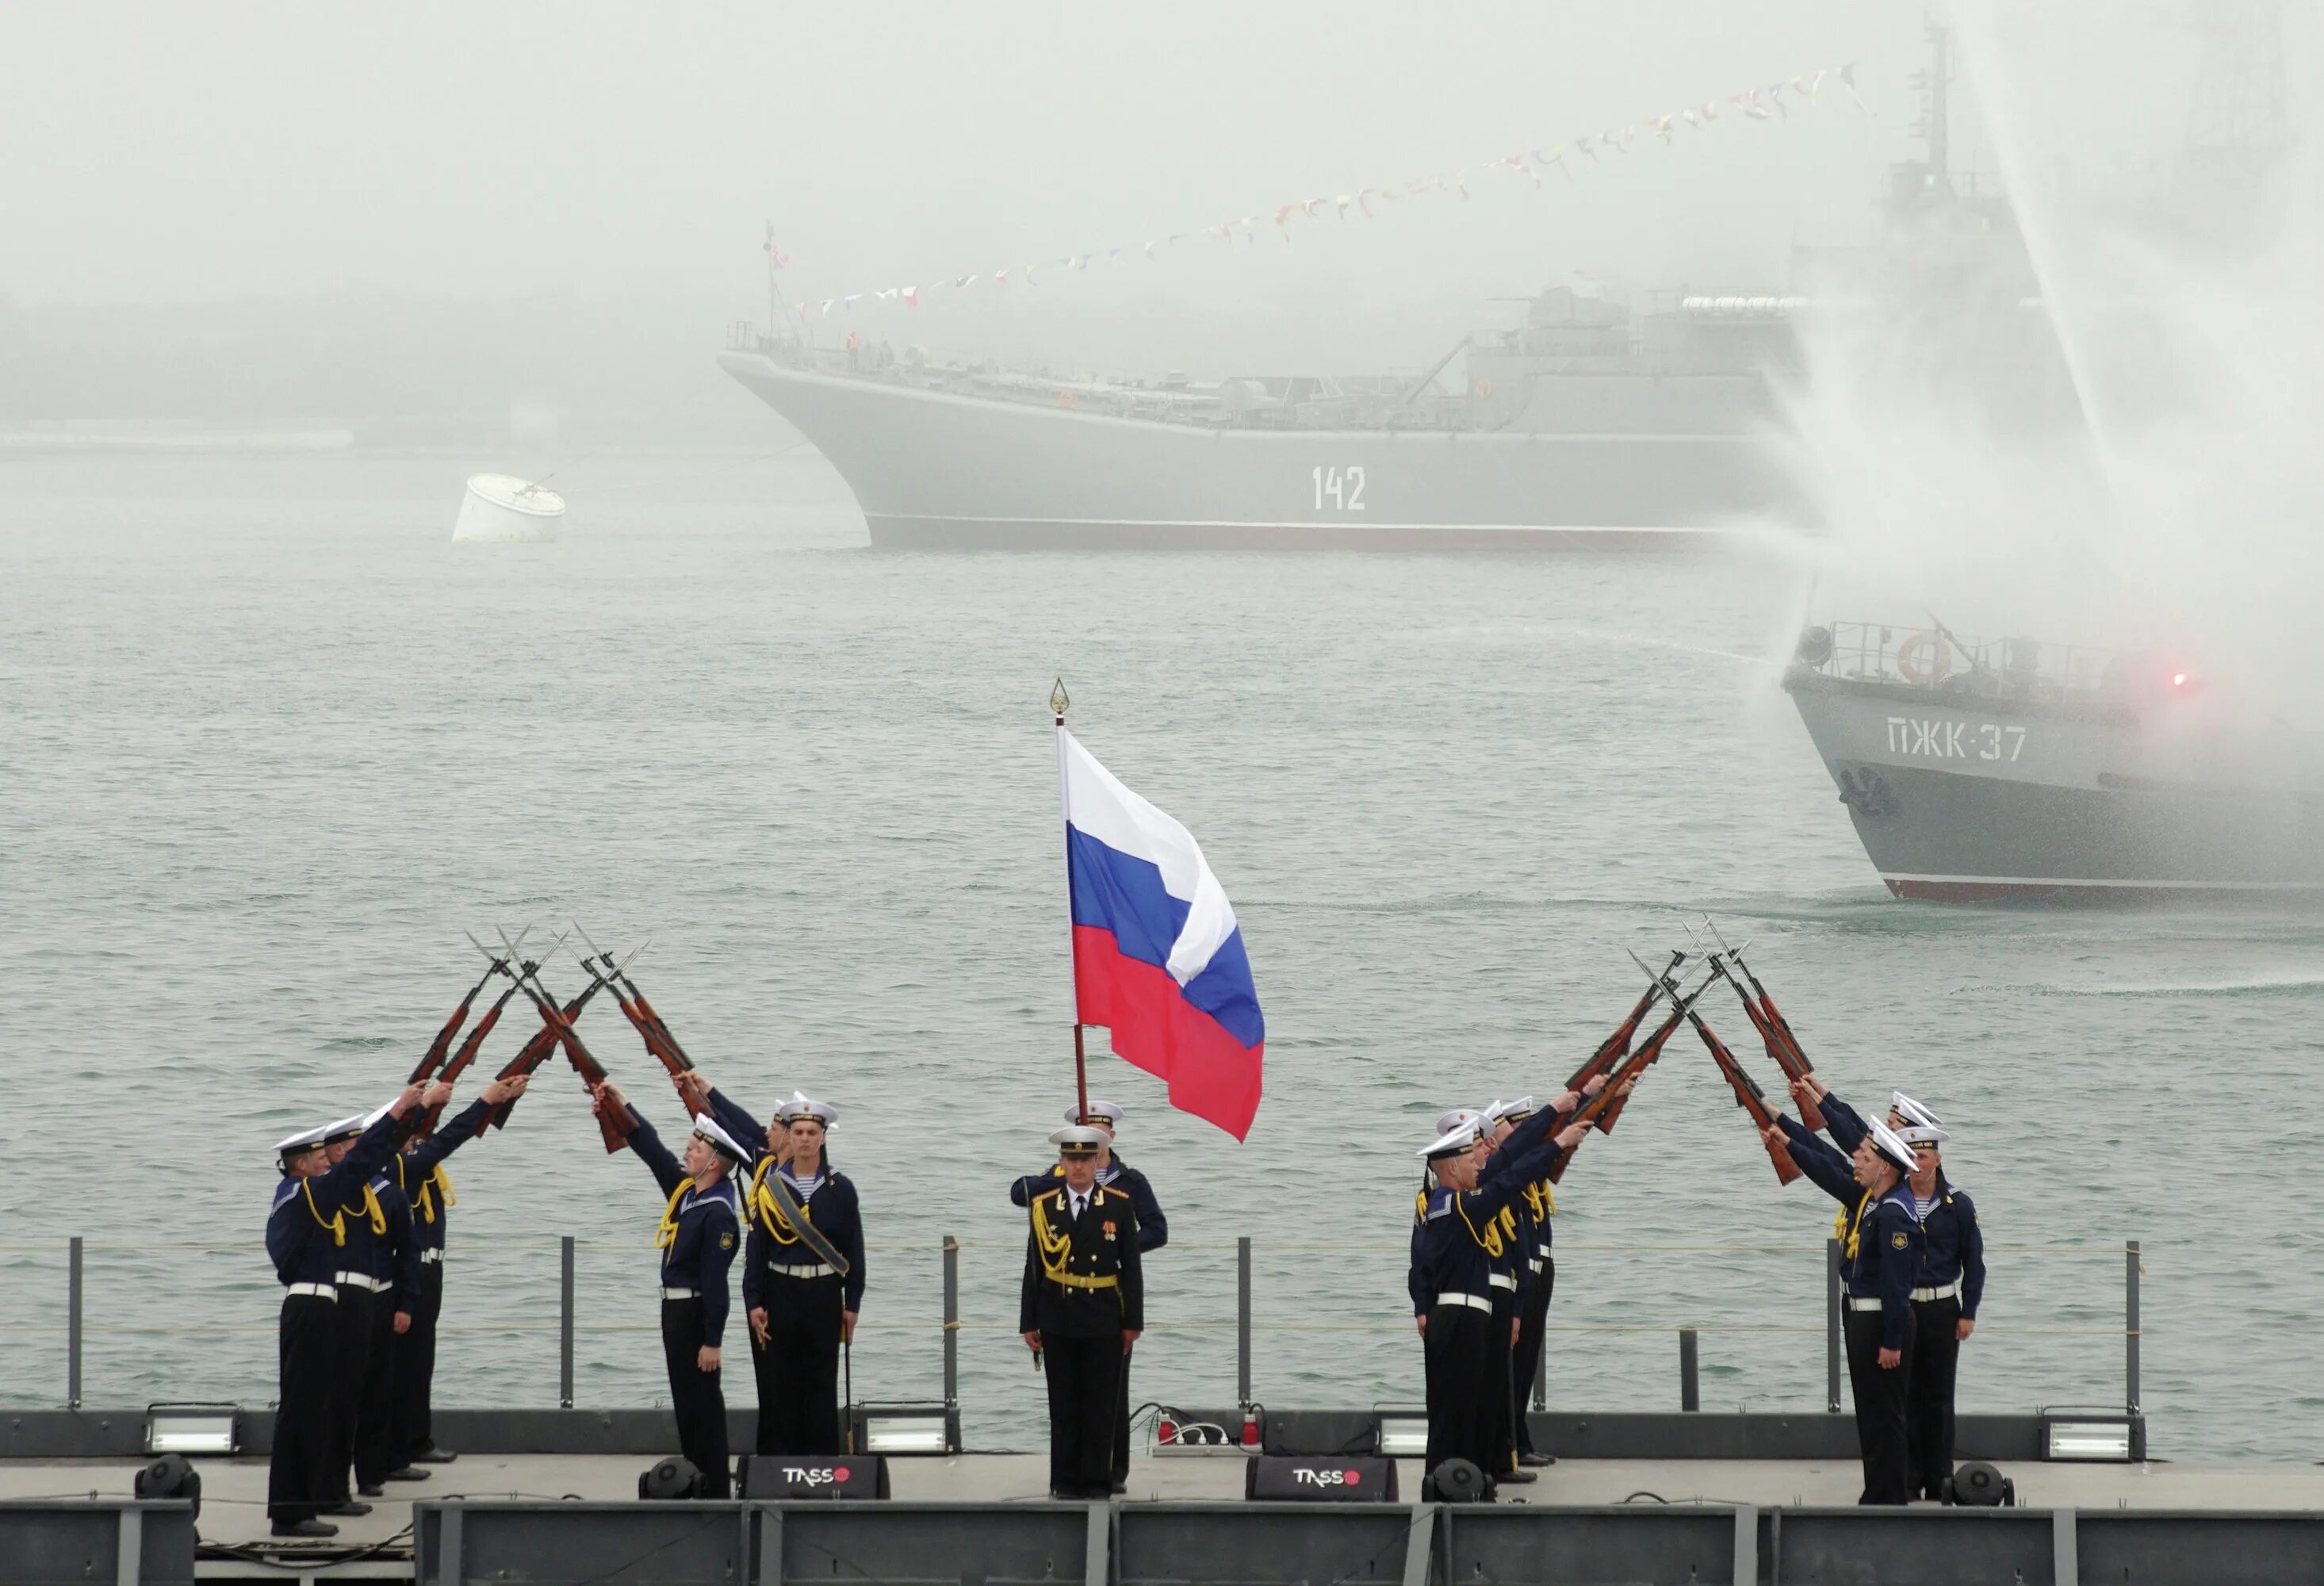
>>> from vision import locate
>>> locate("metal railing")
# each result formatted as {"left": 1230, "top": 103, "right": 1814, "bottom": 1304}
{"left": 1798, "top": 620, "right": 2119, "bottom": 705}
{"left": 12, "top": 1229, "right": 2143, "bottom": 1422}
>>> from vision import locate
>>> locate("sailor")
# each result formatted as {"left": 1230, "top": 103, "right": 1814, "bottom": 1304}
{"left": 595, "top": 1081, "right": 748, "bottom": 1499}
{"left": 739, "top": 1091, "right": 865, "bottom": 1456}
{"left": 1482, "top": 1086, "right": 1599, "bottom": 1474}
{"left": 349, "top": 1147, "right": 423, "bottom": 1499}
{"left": 1009, "top": 1099, "right": 1167, "bottom": 1492}
{"left": 1470, "top": 1100, "right": 1533, "bottom": 1488}
{"left": 316, "top": 1105, "right": 406, "bottom": 1515}
{"left": 1018, "top": 1124, "right": 1144, "bottom": 1500}
{"left": 1409, "top": 1104, "right": 1583, "bottom": 1500}
{"left": 264, "top": 1081, "right": 429, "bottom": 1538}
{"left": 383, "top": 1071, "right": 533, "bottom": 1477}
{"left": 1896, "top": 1121, "right": 1984, "bottom": 1500}
{"left": 1767, "top": 1109, "right": 1924, "bottom": 1504}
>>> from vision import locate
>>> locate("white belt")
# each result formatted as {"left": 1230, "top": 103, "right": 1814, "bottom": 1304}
{"left": 285, "top": 1283, "right": 337, "bottom": 1300}
{"left": 1911, "top": 1280, "right": 1962, "bottom": 1302}
{"left": 1487, "top": 1273, "right": 1518, "bottom": 1292}
{"left": 768, "top": 1262, "right": 840, "bottom": 1279}
{"left": 662, "top": 1286, "right": 699, "bottom": 1300}
{"left": 1536, "top": 1244, "right": 1552, "bottom": 1258}
{"left": 1845, "top": 1297, "right": 1886, "bottom": 1312}
{"left": 336, "top": 1273, "right": 391, "bottom": 1293}
{"left": 1527, "top": 1258, "right": 1545, "bottom": 1274}
{"left": 1434, "top": 1293, "right": 1492, "bottom": 1314}
{"left": 419, "top": 1250, "right": 444, "bottom": 1265}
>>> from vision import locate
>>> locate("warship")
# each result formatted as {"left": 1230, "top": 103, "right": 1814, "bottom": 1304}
{"left": 1785, "top": 620, "right": 2324, "bottom": 901}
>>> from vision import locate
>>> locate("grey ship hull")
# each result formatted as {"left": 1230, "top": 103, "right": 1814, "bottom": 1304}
{"left": 1786, "top": 670, "right": 2324, "bottom": 901}
{"left": 718, "top": 354, "right": 1802, "bottom": 550}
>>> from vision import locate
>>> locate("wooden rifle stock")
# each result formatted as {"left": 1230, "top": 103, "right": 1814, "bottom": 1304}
{"left": 1594, "top": 1006, "right": 1688, "bottom": 1136}
{"left": 416, "top": 983, "right": 522, "bottom": 1139}
{"left": 1548, "top": 1041, "right": 1655, "bottom": 1183}
{"left": 1712, "top": 956, "right": 1824, "bottom": 1131}
{"left": 521, "top": 980, "right": 634, "bottom": 1155}
{"left": 485, "top": 977, "right": 611, "bottom": 1132}
{"left": 407, "top": 965, "right": 496, "bottom": 1086}
{"left": 1692, "top": 1019, "right": 1802, "bottom": 1185}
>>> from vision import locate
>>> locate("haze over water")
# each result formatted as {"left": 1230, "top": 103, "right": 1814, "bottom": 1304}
{"left": 4, "top": 451, "right": 2319, "bottom": 1460}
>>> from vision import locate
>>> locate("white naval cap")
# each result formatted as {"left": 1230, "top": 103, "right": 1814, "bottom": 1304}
{"left": 1434, "top": 1106, "right": 1483, "bottom": 1138}
{"left": 1486, "top": 1097, "right": 1537, "bottom": 1124}
{"left": 274, "top": 1121, "right": 331, "bottom": 1159}
{"left": 775, "top": 1091, "right": 838, "bottom": 1127}
{"left": 1419, "top": 1117, "right": 1484, "bottom": 1161}
{"left": 1050, "top": 1124, "right": 1108, "bottom": 1157}
{"left": 1897, "top": 1123, "right": 1950, "bottom": 1148}
{"left": 320, "top": 1113, "right": 367, "bottom": 1145}
{"left": 1062, "top": 1099, "right": 1125, "bottom": 1128}
{"left": 690, "top": 1113, "right": 752, "bottom": 1164}
{"left": 1891, "top": 1091, "right": 1944, "bottom": 1130}
{"left": 1866, "top": 1119, "right": 1920, "bottom": 1177}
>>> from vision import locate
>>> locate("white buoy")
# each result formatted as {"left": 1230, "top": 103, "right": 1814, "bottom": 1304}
{"left": 453, "top": 473, "right": 564, "bottom": 542}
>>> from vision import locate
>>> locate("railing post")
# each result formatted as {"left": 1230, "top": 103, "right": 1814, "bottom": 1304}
{"left": 942, "top": 1235, "right": 960, "bottom": 1407}
{"left": 1679, "top": 1327, "right": 1699, "bottom": 1412}
{"left": 1824, "top": 1236, "right": 1842, "bottom": 1414}
{"left": 67, "top": 1236, "right": 83, "bottom": 1410}
{"left": 1236, "top": 1235, "right": 1253, "bottom": 1407}
{"left": 559, "top": 1235, "right": 576, "bottom": 1409}
{"left": 2124, "top": 1239, "right": 2141, "bottom": 1415}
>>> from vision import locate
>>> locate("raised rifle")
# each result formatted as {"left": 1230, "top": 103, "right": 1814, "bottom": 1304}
{"left": 1699, "top": 918, "right": 1824, "bottom": 1132}
{"left": 1629, "top": 951, "right": 1800, "bottom": 1185}
{"left": 572, "top": 924, "right": 695, "bottom": 1080}
{"left": 489, "top": 928, "right": 634, "bottom": 1155}
{"left": 464, "top": 933, "right": 618, "bottom": 1140}
{"left": 1549, "top": 966, "right": 1713, "bottom": 1183}
{"left": 407, "top": 925, "right": 530, "bottom": 1087}
{"left": 1576, "top": 949, "right": 1683, "bottom": 1134}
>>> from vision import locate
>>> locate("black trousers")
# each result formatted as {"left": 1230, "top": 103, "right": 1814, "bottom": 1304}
{"left": 1479, "top": 1288, "right": 1518, "bottom": 1477}
{"left": 662, "top": 1297, "right": 731, "bottom": 1499}
{"left": 1421, "top": 1301, "right": 1494, "bottom": 1496}
{"left": 322, "top": 1285, "right": 375, "bottom": 1503}
{"left": 1909, "top": 1296, "right": 1964, "bottom": 1500}
{"left": 353, "top": 1284, "right": 401, "bottom": 1488}
{"left": 1843, "top": 1307, "right": 1918, "bottom": 1504}
{"left": 391, "top": 1260, "right": 444, "bottom": 1462}
{"left": 1040, "top": 1333, "right": 1123, "bottom": 1499}
{"left": 751, "top": 1270, "right": 844, "bottom": 1455}
{"left": 1511, "top": 1255, "right": 1554, "bottom": 1455}
{"left": 1111, "top": 1343, "right": 1135, "bottom": 1485}
{"left": 268, "top": 1294, "right": 339, "bottom": 1523}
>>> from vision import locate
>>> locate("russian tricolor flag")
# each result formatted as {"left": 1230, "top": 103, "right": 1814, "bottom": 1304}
{"left": 1059, "top": 727, "right": 1265, "bottom": 1140}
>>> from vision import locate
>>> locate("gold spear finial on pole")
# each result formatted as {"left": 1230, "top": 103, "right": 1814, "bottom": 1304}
{"left": 1050, "top": 677, "right": 1070, "bottom": 723}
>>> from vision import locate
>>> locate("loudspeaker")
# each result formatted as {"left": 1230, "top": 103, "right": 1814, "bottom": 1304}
{"left": 1243, "top": 1454, "right": 1399, "bottom": 1503}
{"left": 738, "top": 1454, "right": 890, "bottom": 1500}
{"left": 1944, "top": 1461, "right": 2016, "bottom": 1507}
{"left": 637, "top": 1457, "right": 703, "bottom": 1500}
{"left": 133, "top": 1454, "right": 201, "bottom": 1520}
{"left": 1426, "top": 1458, "right": 1488, "bottom": 1504}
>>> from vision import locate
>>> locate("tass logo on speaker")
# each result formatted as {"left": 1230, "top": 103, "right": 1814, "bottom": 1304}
{"left": 783, "top": 1465, "right": 851, "bottom": 1485}
{"left": 1292, "top": 1466, "right": 1362, "bottom": 1487}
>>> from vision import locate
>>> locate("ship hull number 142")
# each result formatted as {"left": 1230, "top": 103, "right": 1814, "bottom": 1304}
{"left": 1311, "top": 465, "right": 1367, "bottom": 511}
{"left": 1887, "top": 716, "right": 2027, "bottom": 762}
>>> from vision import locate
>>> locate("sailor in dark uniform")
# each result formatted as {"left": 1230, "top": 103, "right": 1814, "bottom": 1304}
{"left": 1009, "top": 1099, "right": 1166, "bottom": 1491}
{"left": 1896, "top": 1121, "right": 1984, "bottom": 1500}
{"left": 381, "top": 1071, "right": 532, "bottom": 1478}
{"left": 738, "top": 1091, "right": 865, "bottom": 1455}
{"left": 316, "top": 1105, "right": 405, "bottom": 1515}
{"left": 350, "top": 1153, "right": 423, "bottom": 1498}
{"left": 1409, "top": 1104, "right": 1583, "bottom": 1500}
{"left": 1768, "top": 1108, "right": 1924, "bottom": 1504}
{"left": 1464, "top": 1102, "right": 1531, "bottom": 1488}
{"left": 597, "top": 1081, "right": 748, "bottom": 1499}
{"left": 265, "top": 1081, "right": 429, "bottom": 1538}
{"left": 1019, "top": 1124, "right": 1144, "bottom": 1500}
{"left": 1479, "top": 1087, "right": 1598, "bottom": 1475}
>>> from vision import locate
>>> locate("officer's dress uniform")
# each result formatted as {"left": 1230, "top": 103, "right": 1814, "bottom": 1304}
{"left": 1018, "top": 1178, "right": 1144, "bottom": 1499}
{"left": 387, "top": 1098, "right": 488, "bottom": 1469}
{"left": 350, "top": 1174, "right": 421, "bottom": 1493}
{"left": 626, "top": 1106, "right": 744, "bottom": 1499}
{"left": 1010, "top": 1151, "right": 1166, "bottom": 1486}
{"left": 1407, "top": 1114, "right": 1564, "bottom": 1500}
{"left": 1778, "top": 1115, "right": 1923, "bottom": 1504}
{"left": 264, "top": 1112, "right": 400, "bottom": 1530}
{"left": 741, "top": 1151, "right": 865, "bottom": 1455}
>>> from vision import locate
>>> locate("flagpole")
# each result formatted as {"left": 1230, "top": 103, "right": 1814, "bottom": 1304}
{"left": 1052, "top": 678, "right": 1090, "bottom": 1125}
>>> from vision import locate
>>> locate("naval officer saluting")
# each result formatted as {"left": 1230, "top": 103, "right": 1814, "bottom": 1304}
{"left": 1020, "top": 1124, "right": 1144, "bottom": 1500}
{"left": 596, "top": 1081, "right": 749, "bottom": 1499}
{"left": 264, "top": 1081, "right": 431, "bottom": 1538}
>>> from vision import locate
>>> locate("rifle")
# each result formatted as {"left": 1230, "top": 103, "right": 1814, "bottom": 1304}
{"left": 1575, "top": 949, "right": 1683, "bottom": 1134}
{"left": 1549, "top": 967, "right": 1713, "bottom": 1182}
{"left": 464, "top": 934, "right": 620, "bottom": 1143}
{"left": 488, "top": 928, "right": 634, "bottom": 1155}
{"left": 407, "top": 925, "right": 529, "bottom": 1087}
{"left": 1699, "top": 918, "right": 1824, "bottom": 1132}
{"left": 573, "top": 924, "right": 695, "bottom": 1081}
{"left": 1629, "top": 951, "right": 1800, "bottom": 1185}
{"left": 415, "top": 975, "right": 526, "bottom": 1140}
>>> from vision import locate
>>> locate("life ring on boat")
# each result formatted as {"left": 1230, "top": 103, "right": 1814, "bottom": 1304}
{"left": 1472, "top": 378, "right": 1494, "bottom": 400}
{"left": 1896, "top": 631, "right": 1949, "bottom": 686}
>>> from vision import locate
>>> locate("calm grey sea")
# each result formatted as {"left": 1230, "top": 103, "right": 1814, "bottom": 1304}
{"left": 2, "top": 449, "right": 2318, "bottom": 1460}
